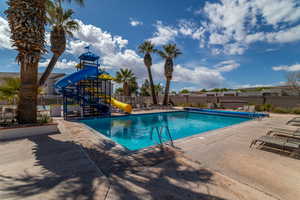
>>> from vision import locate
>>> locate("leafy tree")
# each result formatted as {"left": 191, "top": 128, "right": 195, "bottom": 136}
{"left": 140, "top": 79, "right": 151, "bottom": 96}
{"left": 0, "top": 78, "right": 20, "bottom": 104}
{"left": 39, "top": 0, "right": 79, "bottom": 86}
{"left": 158, "top": 44, "right": 182, "bottom": 105}
{"left": 115, "top": 68, "right": 137, "bottom": 96}
{"left": 138, "top": 41, "right": 158, "bottom": 104}
{"left": 6, "top": 0, "right": 47, "bottom": 123}
{"left": 114, "top": 87, "right": 124, "bottom": 96}
{"left": 154, "top": 83, "right": 164, "bottom": 96}
{"left": 5, "top": 0, "right": 84, "bottom": 124}
{"left": 180, "top": 89, "right": 189, "bottom": 94}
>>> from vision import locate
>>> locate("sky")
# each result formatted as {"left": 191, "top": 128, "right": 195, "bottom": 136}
{"left": 1, "top": 0, "right": 300, "bottom": 91}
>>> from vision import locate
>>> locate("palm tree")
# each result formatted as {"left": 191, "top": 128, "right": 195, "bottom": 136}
{"left": 115, "top": 69, "right": 136, "bottom": 96}
{"left": 5, "top": 0, "right": 47, "bottom": 123}
{"left": 138, "top": 41, "right": 158, "bottom": 104}
{"left": 39, "top": 1, "right": 79, "bottom": 86}
{"left": 158, "top": 44, "right": 182, "bottom": 105}
{"left": 154, "top": 83, "right": 164, "bottom": 97}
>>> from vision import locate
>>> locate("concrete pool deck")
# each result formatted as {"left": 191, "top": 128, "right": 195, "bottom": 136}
{"left": 0, "top": 110, "right": 299, "bottom": 199}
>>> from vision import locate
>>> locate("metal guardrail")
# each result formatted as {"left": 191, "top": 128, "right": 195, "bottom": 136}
{"left": 150, "top": 125, "right": 174, "bottom": 149}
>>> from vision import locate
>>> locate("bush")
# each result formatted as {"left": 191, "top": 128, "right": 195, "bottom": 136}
{"left": 255, "top": 104, "right": 274, "bottom": 112}
{"left": 292, "top": 108, "right": 300, "bottom": 114}
{"left": 38, "top": 114, "right": 52, "bottom": 124}
{"left": 272, "top": 107, "right": 290, "bottom": 114}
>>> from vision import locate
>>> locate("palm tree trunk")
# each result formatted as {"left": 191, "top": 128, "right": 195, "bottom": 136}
{"left": 39, "top": 53, "right": 60, "bottom": 86}
{"left": 163, "top": 78, "right": 171, "bottom": 105}
{"left": 123, "top": 82, "right": 129, "bottom": 96}
{"left": 147, "top": 67, "right": 158, "bottom": 105}
{"left": 17, "top": 60, "right": 38, "bottom": 124}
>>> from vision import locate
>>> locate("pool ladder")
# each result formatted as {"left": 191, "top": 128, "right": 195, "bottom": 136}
{"left": 150, "top": 125, "right": 174, "bottom": 149}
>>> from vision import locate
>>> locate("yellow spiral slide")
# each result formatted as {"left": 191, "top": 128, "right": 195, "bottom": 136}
{"left": 109, "top": 97, "right": 132, "bottom": 113}
{"left": 85, "top": 88, "right": 132, "bottom": 113}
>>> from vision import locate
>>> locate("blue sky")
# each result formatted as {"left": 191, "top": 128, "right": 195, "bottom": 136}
{"left": 1, "top": 0, "right": 300, "bottom": 91}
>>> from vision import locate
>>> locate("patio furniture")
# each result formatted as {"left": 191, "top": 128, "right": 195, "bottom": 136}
{"left": 250, "top": 135, "right": 300, "bottom": 157}
{"left": 286, "top": 117, "right": 300, "bottom": 125}
{"left": 267, "top": 127, "right": 300, "bottom": 139}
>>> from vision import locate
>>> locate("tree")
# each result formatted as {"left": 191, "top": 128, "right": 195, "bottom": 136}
{"left": 0, "top": 78, "right": 20, "bottom": 104}
{"left": 154, "top": 83, "right": 164, "bottom": 97}
{"left": 39, "top": 0, "right": 79, "bottom": 86}
{"left": 6, "top": 0, "right": 47, "bottom": 123}
{"left": 115, "top": 68, "right": 137, "bottom": 96}
{"left": 158, "top": 44, "right": 182, "bottom": 105}
{"left": 140, "top": 79, "right": 151, "bottom": 96}
{"left": 138, "top": 41, "right": 158, "bottom": 104}
{"left": 5, "top": 0, "right": 84, "bottom": 124}
{"left": 180, "top": 89, "right": 189, "bottom": 94}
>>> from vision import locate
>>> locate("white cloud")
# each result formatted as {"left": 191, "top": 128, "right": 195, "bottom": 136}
{"left": 272, "top": 64, "right": 300, "bottom": 72}
{"left": 39, "top": 58, "right": 77, "bottom": 69}
{"left": 253, "top": 0, "right": 300, "bottom": 26}
{"left": 66, "top": 20, "right": 147, "bottom": 79}
{"left": 129, "top": 18, "right": 143, "bottom": 27}
{"left": 67, "top": 20, "right": 128, "bottom": 57}
{"left": 149, "top": 21, "right": 178, "bottom": 45}
{"left": 0, "top": 17, "right": 12, "bottom": 49}
{"left": 214, "top": 60, "right": 240, "bottom": 72}
{"left": 195, "top": 0, "right": 300, "bottom": 55}
{"left": 235, "top": 84, "right": 274, "bottom": 89}
{"left": 151, "top": 60, "right": 239, "bottom": 89}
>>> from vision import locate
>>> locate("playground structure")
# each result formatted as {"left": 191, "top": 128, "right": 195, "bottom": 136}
{"left": 55, "top": 49, "right": 132, "bottom": 119}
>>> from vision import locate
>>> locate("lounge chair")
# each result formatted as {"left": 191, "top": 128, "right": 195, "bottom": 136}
{"left": 267, "top": 127, "right": 300, "bottom": 139}
{"left": 287, "top": 117, "right": 300, "bottom": 125}
{"left": 250, "top": 135, "right": 300, "bottom": 157}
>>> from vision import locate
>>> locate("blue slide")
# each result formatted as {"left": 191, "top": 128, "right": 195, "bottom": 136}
{"left": 55, "top": 66, "right": 110, "bottom": 114}
{"left": 55, "top": 65, "right": 98, "bottom": 91}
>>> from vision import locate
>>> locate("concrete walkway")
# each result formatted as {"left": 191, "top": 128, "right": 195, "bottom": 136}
{"left": 0, "top": 113, "right": 299, "bottom": 199}
{"left": 0, "top": 133, "right": 109, "bottom": 200}
{"left": 176, "top": 114, "right": 300, "bottom": 200}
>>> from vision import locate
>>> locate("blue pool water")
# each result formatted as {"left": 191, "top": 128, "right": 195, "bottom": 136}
{"left": 81, "top": 111, "right": 250, "bottom": 150}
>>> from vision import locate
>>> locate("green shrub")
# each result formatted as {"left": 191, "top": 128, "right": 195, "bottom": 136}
{"left": 272, "top": 107, "right": 290, "bottom": 114}
{"left": 292, "top": 108, "right": 300, "bottom": 114}
{"left": 255, "top": 105, "right": 264, "bottom": 112}
{"left": 38, "top": 114, "right": 52, "bottom": 124}
{"left": 255, "top": 104, "right": 274, "bottom": 112}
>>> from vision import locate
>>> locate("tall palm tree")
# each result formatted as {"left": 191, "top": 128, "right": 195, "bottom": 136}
{"left": 115, "top": 69, "right": 136, "bottom": 96}
{"left": 6, "top": 0, "right": 47, "bottom": 123}
{"left": 158, "top": 44, "right": 182, "bottom": 105}
{"left": 138, "top": 41, "right": 158, "bottom": 105}
{"left": 39, "top": 1, "right": 79, "bottom": 86}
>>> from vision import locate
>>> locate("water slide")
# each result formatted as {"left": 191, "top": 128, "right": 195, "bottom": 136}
{"left": 110, "top": 98, "right": 132, "bottom": 113}
{"left": 85, "top": 88, "right": 132, "bottom": 113}
{"left": 55, "top": 65, "right": 98, "bottom": 90}
{"left": 55, "top": 66, "right": 132, "bottom": 113}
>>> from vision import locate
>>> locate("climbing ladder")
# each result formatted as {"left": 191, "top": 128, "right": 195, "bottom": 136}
{"left": 150, "top": 125, "right": 174, "bottom": 149}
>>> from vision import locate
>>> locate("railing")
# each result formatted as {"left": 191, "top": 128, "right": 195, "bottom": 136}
{"left": 150, "top": 125, "right": 174, "bottom": 150}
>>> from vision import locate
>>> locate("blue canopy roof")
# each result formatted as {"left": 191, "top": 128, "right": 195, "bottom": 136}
{"left": 79, "top": 51, "right": 100, "bottom": 61}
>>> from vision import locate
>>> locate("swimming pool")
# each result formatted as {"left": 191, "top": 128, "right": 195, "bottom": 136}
{"left": 81, "top": 111, "right": 250, "bottom": 150}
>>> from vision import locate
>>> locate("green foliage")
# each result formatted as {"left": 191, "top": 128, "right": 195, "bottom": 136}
{"left": 180, "top": 89, "right": 189, "bottom": 94}
{"left": 272, "top": 107, "right": 291, "bottom": 114}
{"left": 140, "top": 79, "right": 151, "bottom": 96}
{"left": 209, "top": 88, "right": 229, "bottom": 92}
{"left": 46, "top": 1, "right": 79, "bottom": 37}
{"left": 255, "top": 104, "right": 274, "bottom": 112}
{"left": 38, "top": 114, "right": 52, "bottom": 124}
{"left": 114, "top": 87, "right": 124, "bottom": 96}
{"left": 115, "top": 68, "right": 137, "bottom": 96}
{"left": 0, "top": 77, "right": 20, "bottom": 104}
{"left": 292, "top": 108, "right": 300, "bottom": 114}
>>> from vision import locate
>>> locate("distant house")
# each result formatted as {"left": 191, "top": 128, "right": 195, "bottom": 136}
{"left": 0, "top": 72, "right": 65, "bottom": 95}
